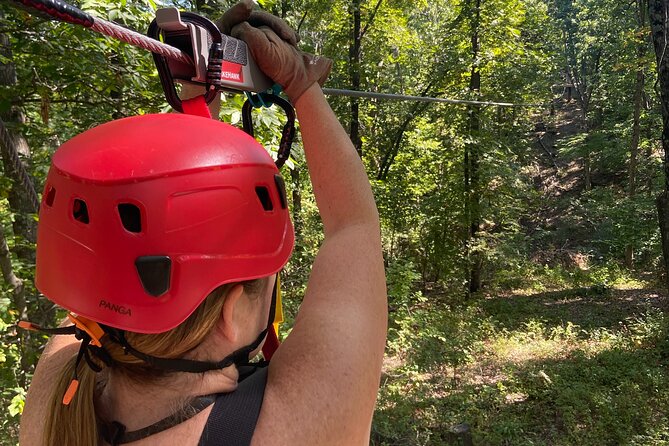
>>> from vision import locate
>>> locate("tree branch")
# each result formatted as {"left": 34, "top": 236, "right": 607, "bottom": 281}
{"left": 360, "top": 0, "right": 383, "bottom": 42}
{"left": 378, "top": 81, "right": 435, "bottom": 180}
{"left": 297, "top": 10, "right": 308, "bottom": 35}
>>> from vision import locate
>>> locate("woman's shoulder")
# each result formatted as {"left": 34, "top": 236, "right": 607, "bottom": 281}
{"left": 19, "top": 337, "right": 79, "bottom": 446}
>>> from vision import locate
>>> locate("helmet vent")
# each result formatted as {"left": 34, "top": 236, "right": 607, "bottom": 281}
{"left": 44, "top": 185, "right": 56, "bottom": 207}
{"left": 135, "top": 256, "right": 171, "bottom": 297}
{"left": 73, "top": 199, "right": 89, "bottom": 224}
{"left": 118, "top": 204, "right": 142, "bottom": 233}
{"left": 255, "top": 186, "right": 274, "bottom": 211}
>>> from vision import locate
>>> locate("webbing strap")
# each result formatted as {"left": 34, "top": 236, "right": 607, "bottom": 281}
{"left": 99, "top": 395, "right": 217, "bottom": 445}
{"left": 198, "top": 365, "right": 269, "bottom": 446}
{"left": 262, "top": 326, "right": 279, "bottom": 360}
{"left": 182, "top": 95, "right": 212, "bottom": 119}
{"left": 103, "top": 327, "right": 267, "bottom": 374}
{"left": 261, "top": 276, "right": 280, "bottom": 360}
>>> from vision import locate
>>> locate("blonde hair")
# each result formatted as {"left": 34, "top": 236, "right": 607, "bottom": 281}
{"left": 43, "top": 280, "right": 265, "bottom": 446}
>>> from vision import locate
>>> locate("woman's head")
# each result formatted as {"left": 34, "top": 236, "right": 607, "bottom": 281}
{"left": 35, "top": 113, "right": 293, "bottom": 445}
{"left": 36, "top": 113, "right": 294, "bottom": 334}
{"left": 103, "top": 277, "right": 271, "bottom": 377}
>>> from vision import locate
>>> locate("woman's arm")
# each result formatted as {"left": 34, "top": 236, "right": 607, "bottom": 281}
{"left": 259, "top": 84, "right": 387, "bottom": 444}
{"left": 246, "top": 64, "right": 386, "bottom": 446}
{"left": 223, "top": 8, "right": 387, "bottom": 445}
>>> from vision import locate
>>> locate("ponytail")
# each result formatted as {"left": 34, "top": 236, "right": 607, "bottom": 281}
{"left": 44, "top": 354, "right": 99, "bottom": 446}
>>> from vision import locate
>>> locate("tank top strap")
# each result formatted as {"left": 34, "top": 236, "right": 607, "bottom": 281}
{"left": 198, "top": 364, "right": 269, "bottom": 446}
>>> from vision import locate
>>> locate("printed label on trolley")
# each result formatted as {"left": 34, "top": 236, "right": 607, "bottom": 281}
{"left": 221, "top": 61, "right": 244, "bottom": 83}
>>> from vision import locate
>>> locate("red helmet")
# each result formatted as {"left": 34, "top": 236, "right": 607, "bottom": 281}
{"left": 36, "top": 113, "right": 294, "bottom": 334}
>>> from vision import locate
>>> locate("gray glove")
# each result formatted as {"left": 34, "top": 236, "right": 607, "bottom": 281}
{"left": 218, "top": 1, "right": 332, "bottom": 102}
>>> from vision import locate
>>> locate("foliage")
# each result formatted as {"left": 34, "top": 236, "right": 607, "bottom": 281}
{"left": 375, "top": 292, "right": 669, "bottom": 445}
{"left": 0, "top": 0, "right": 667, "bottom": 443}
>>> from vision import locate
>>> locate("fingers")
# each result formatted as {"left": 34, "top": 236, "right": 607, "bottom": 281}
{"left": 248, "top": 11, "right": 300, "bottom": 46}
{"left": 258, "top": 25, "right": 287, "bottom": 47}
{"left": 217, "top": 1, "right": 300, "bottom": 48}
{"left": 231, "top": 21, "right": 275, "bottom": 57}
{"left": 216, "top": 0, "right": 254, "bottom": 34}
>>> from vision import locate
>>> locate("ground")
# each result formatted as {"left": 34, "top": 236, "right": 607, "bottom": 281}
{"left": 373, "top": 283, "right": 669, "bottom": 445}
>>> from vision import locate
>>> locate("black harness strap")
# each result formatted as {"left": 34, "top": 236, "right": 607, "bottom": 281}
{"left": 97, "top": 365, "right": 269, "bottom": 446}
{"left": 103, "top": 327, "right": 268, "bottom": 373}
{"left": 198, "top": 365, "right": 269, "bottom": 446}
{"left": 99, "top": 395, "right": 217, "bottom": 445}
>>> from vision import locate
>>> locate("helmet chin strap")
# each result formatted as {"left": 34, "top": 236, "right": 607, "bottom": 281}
{"left": 103, "top": 275, "right": 280, "bottom": 374}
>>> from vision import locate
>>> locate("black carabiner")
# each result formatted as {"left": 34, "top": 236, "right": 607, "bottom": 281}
{"left": 147, "top": 12, "right": 221, "bottom": 113}
{"left": 242, "top": 93, "right": 296, "bottom": 169}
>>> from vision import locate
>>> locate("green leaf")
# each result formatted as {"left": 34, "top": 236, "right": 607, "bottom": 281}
{"left": 8, "top": 393, "right": 25, "bottom": 417}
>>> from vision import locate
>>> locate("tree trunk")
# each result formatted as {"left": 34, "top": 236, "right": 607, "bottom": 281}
{"left": 658, "top": 192, "right": 669, "bottom": 286}
{"left": 584, "top": 150, "right": 592, "bottom": 191}
{"left": 626, "top": 0, "right": 648, "bottom": 268}
{"left": 349, "top": 0, "right": 363, "bottom": 157}
{"left": 0, "top": 219, "right": 30, "bottom": 386}
{"left": 647, "top": 122, "right": 655, "bottom": 196}
{"left": 0, "top": 31, "right": 37, "bottom": 262}
{"left": 465, "top": 0, "right": 483, "bottom": 296}
{"left": 0, "top": 22, "right": 39, "bottom": 385}
{"left": 377, "top": 83, "right": 432, "bottom": 180}
{"left": 649, "top": 0, "right": 669, "bottom": 288}
{"left": 562, "top": 2, "right": 599, "bottom": 193}
{"left": 629, "top": 69, "right": 644, "bottom": 197}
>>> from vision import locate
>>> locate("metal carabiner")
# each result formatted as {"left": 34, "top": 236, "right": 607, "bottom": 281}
{"left": 147, "top": 10, "right": 221, "bottom": 113}
{"left": 242, "top": 93, "right": 296, "bottom": 169}
{"left": 147, "top": 8, "right": 273, "bottom": 113}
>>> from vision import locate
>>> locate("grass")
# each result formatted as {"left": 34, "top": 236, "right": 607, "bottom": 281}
{"left": 373, "top": 283, "right": 669, "bottom": 446}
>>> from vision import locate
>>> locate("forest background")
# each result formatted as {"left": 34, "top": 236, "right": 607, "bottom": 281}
{"left": 1, "top": 0, "right": 669, "bottom": 444}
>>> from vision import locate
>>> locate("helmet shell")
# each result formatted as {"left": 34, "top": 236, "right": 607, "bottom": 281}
{"left": 36, "top": 114, "right": 294, "bottom": 334}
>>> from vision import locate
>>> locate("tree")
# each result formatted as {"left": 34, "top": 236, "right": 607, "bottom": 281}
{"left": 649, "top": 0, "right": 669, "bottom": 287}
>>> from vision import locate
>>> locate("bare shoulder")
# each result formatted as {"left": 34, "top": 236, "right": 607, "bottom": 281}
{"left": 19, "top": 335, "right": 78, "bottom": 446}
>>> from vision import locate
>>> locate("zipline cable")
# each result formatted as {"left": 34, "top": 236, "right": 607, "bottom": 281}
{"left": 89, "top": 16, "right": 191, "bottom": 65}
{"left": 14, "top": 0, "right": 192, "bottom": 65}
{"left": 322, "top": 88, "right": 549, "bottom": 108}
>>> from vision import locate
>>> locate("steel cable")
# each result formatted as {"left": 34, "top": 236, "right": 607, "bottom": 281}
{"left": 322, "top": 88, "right": 548, "bottom": 108}
{"left": 90, "top": 19, "right": 192, "bottom": 65}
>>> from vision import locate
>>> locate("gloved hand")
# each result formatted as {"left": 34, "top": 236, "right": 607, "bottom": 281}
{"left": 217, "top": 0, "right": 298, "bottom": 46}
{"left": 217, "top": 1, "right": 333, "bottom": 103}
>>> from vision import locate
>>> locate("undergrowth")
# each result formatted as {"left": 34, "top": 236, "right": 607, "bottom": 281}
{"left": 373, "top": 271, "right": 669, "bottom": 446}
